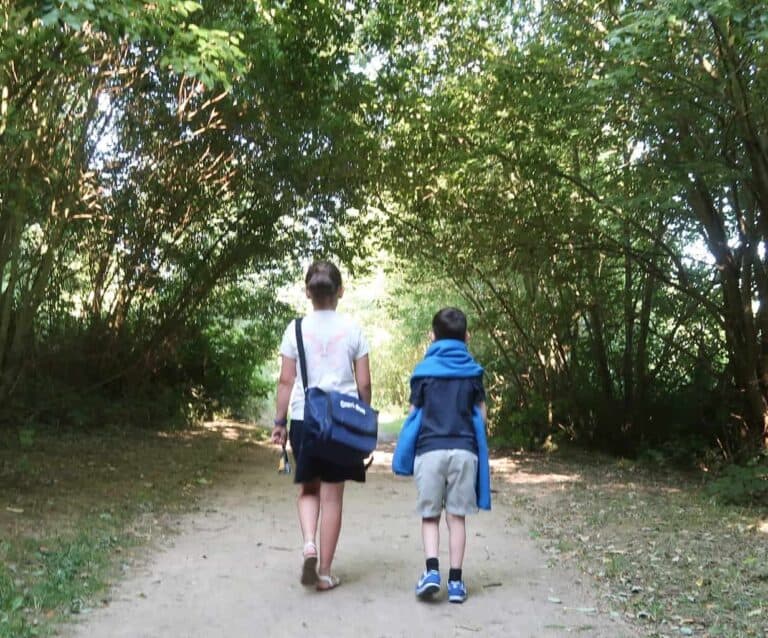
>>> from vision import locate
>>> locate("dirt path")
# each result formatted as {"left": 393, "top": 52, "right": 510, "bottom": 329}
{"left": 66, "top": 444, "right": 640, "bottom": 638}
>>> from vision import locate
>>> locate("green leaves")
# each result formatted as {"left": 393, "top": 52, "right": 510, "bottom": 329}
{"left": 161, "top": 24, "right": 246, "bottom": 88}
{"left": 173, "top": 1, "right": 202, "bottom": 18}
{"left": 40, "top": 8, "right": 61, "bottom": 27}
{"left": 30, "top": 1, "right": 247, "bottom": 87}
{"left": 362, "top": 0, "right": 767, "bottom": 454}
{"left": 0, "top": 0, "right": 374, "bottom": 422}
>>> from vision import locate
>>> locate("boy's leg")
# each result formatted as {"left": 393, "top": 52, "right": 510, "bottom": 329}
{"left": 414, "top": 451, "right": 449, "bottom": 598}
{"left": 422, "top": 515, "right": 440, "bottom": 560}
{"left": 414, "top": 451, "right": 447, "bottom": 565}
{"left": 415, "top": 515, "right": 441, "bottom": 597}
{"left": 445, "top": 513, "right": 466, "bottom": 571}
{"left": 444, "top": 450, "right": 478, "bottom": 603}
{"left": 445, "top": 513, "right": 468, "bottom": 603}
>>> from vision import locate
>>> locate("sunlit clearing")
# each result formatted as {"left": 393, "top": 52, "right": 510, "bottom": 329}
{"left": 490, "top": 457, "right": 580, "bottom": 485}
{"left": 202, "top": 420, "right": 262, "bottom": 440}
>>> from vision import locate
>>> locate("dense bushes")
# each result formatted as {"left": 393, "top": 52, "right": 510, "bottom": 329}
{"left": 0, "top": 283, "right": 292, "bottom": 431}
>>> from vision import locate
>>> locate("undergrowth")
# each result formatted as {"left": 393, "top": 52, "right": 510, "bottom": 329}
{"left": 0, "top": 422, "right": 263, "bottom": 637}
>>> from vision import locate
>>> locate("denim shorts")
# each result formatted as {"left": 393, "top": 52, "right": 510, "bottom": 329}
{"left": 414, "top": 449, "right": 478, "bottom": 517}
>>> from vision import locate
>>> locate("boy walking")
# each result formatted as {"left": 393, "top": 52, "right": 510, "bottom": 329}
{"left": 392, "top": 307, "right": 491, "bottom": 604}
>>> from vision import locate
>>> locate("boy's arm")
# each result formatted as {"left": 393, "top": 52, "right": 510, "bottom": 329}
{"left": 407, "top": 378, "right": 422, "bottom": 416}
{"left": 477, "top": 400, "right": 488, "bottom": 425}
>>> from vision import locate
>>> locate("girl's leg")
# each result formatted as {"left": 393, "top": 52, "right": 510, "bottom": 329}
{"left": 317, "top": 481, "right": 345, "bottom": 576}
{"left": 421, "top": 516, "right": 441, "bottom": 560}
{"left": 297, "top": 479, "right": 321, "bottom": 545}
{"left": 445, "top": 513, "right": 466, "bottom": 570}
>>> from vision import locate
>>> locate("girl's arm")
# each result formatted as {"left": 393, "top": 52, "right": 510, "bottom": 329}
{"left": 354, "top": 354, "right": 372, "bottom": 404}
{"left": 271, "top": 355, "right": 297, "bottom": 445}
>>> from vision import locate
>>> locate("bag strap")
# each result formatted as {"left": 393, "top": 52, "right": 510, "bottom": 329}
{"left": 295, "top": 317, "right": 309, "bottom": 394}
{"left": 297, "top": 316, "right": 375, "bottom": 469}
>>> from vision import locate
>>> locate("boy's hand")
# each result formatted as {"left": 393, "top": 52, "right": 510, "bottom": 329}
{"left": 271, "top": 425, "right": 287, "bottom": 446}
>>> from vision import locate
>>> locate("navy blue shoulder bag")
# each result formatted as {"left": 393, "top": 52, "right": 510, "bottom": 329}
{"left": 295, "top": 318, "right": 378, "bottom": 465}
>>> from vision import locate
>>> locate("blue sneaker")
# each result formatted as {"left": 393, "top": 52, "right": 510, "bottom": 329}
{"left": 447, "top": 580, "right": 468, "bottom": 603}
{"left": 415, "top": 570, "right": 441, "bottom": 598}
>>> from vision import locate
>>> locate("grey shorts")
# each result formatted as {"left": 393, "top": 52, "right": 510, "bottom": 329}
{"left": 414, "top": 449, "right": 479, "bottom": 517}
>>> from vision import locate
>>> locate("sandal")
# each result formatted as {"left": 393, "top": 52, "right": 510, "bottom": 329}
{"left": 316, "top": 574, "right": 340, "bottom": 591}
{"left": 300, "top": 541, "right": 318, "bottom": 586}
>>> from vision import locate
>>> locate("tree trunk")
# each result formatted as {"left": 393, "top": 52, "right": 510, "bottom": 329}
{"left": 585, "top": 301, "right": 613, "bottom": 400}
{"left": 622, "top": 220, "right": 635, "bottom": 424}
{"left": 690, "top": 177, "right": 768, "bottom": 451}
{"left": 635, "top": 270, "right": 655, "bottom": 414}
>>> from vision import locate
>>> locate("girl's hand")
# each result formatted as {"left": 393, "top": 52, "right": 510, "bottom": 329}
{"left": 271, "top": 425, "right": 287, "bottom": 446}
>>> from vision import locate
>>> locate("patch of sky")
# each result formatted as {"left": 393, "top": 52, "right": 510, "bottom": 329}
{"left": 350, "top": 52, "right": 384, "bottom": 80}
{"left": 682, "top": 236, "right": 715, "bottom": 268}
{"left": 92, "top": 92, "right": 119, "bottom": 169}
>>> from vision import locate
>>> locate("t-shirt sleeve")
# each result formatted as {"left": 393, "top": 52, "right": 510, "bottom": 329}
{"left": 352, "top": 323, "right": 370, "bottom": 360}
{"left": 473, "top": 376, "right": 486, "bottom": 405}
{"left": 279, "top": 320, "right": 297, "bottom": 360}
{"left": 409, "top": 378, "right": 426, "bottom": 408}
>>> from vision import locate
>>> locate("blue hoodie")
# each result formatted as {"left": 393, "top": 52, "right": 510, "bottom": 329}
{"left": 392, "top": 339, "right": 491, "bottom": 510}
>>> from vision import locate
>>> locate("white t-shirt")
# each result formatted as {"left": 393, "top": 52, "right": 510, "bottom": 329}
{"left": 279, "top": 310, "right": 370, "bottom": 419}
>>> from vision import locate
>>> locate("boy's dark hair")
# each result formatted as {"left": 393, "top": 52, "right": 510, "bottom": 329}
{"left": 305, "top": 260, "right": 342, "bottom": 302}
{"left": 432, "top": 307, "right": 467, "bottom": 341}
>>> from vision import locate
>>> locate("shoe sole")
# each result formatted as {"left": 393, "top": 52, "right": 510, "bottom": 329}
{"left": 416, "top": 582, "right": 441, "bottom": 598}
{"left": 448, "top": 595, "right": 467, "bottom": 603}
{"left": 300, "top": 556, "right": 318, "bottom": 586}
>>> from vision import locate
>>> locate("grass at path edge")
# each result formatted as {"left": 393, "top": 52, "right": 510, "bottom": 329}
{"left": 0, "top": 422, "right": 266, "bottom": 638}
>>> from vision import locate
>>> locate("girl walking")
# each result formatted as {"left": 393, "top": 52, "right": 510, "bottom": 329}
{"left": 271, "top": 261, "right": 372, "bottom": 591}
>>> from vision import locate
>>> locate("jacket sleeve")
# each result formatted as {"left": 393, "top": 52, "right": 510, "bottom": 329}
{"left": 473, "top": 407, "right": 492, "bottom": 510}
{"left": 392, "top": 409, "right": 422, "bottom": 476}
